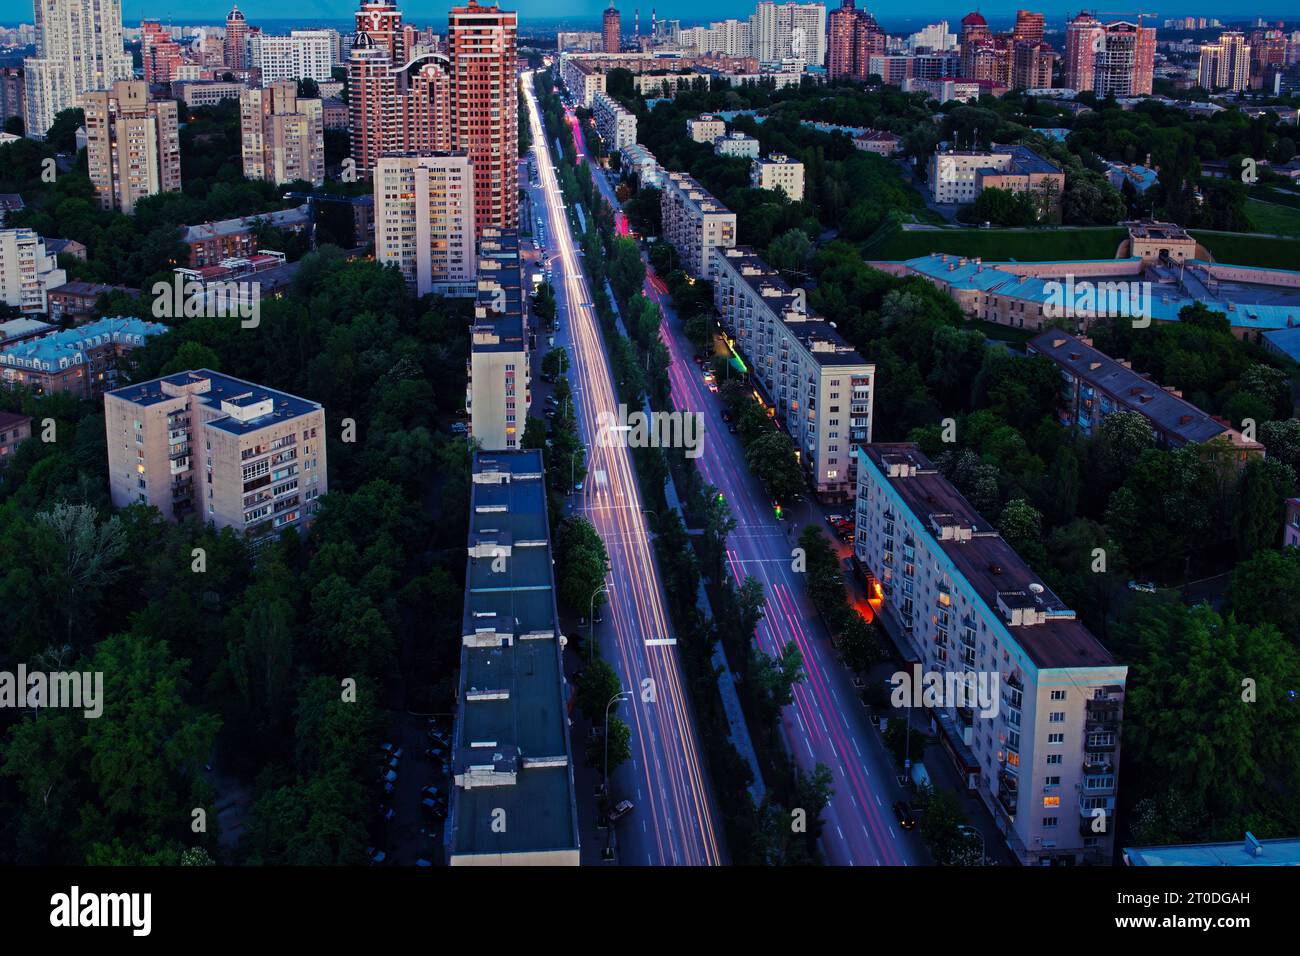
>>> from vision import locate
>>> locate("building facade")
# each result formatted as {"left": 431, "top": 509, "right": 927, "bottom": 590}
{"left": 249, "top": 30, "right": 337, "bottom": 84}
{"left": 591, "top": 90, "right": 637, "bottom": 152}
{"left": 928, "top": 143, "right": 1064, "bottom": 213}
{"left": 448, "top": 1, "right": 518, "bottom": 235}
{"left": 686, "top": 113, "right": 727, "bottom": 143}
{"left": 603, "top": 2, "right": 621, "bottom": 53}
{"left": 83, "top": 81, "right": 182, "bottom": 214}
{"left": 0, "top": 229, "right": 66, "bottom": 314}
{"left": 240, "top": 82, "right": 325, "bottom": 186}
{"left": 23, "top": 0, "right": 134, "bottom": 139}
{"left": 226, "top": 5, "right": 250, "bottom": 69}
{"left": 751, "top": 153, "right": 805, "bottom": 200}
{"left": 0, "top": 316, "right": 164, "bottom": 398}
{"left": 713, "top": 246, "right": 874, "bottom": 500}
{"left": 1027, "top": 330, "right": 1263, "bottom": 459}
{"left": 374, "top": 151, "right": 477, "bottom": 296}
{"left": 660, "top": 170, "right": 736, "bottom": 280}
{"left": 105, "top": 369, "right": 327, "bottom": 536}
{"left": 715, "top": 132, "right": 760, "bottom": 158}
{"left": 856, "top": 443, "right": 1127, "bottom": 866}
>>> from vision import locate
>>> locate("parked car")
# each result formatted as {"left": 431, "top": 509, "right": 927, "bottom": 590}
{"left": 367, "top": 847, "right": 387, "bottom": 865}
{"left": 608, "top": 799, "right": 634, "bottom": 822}
{"left": 377, "top": 803, "right": 395, "bottom": 822}
{"left": 421, "top": 797, "right": 446, "bottom": 817}
{"left": 425, "top": 746, "right": 447, "bottom": 762}
{"left": 450, "top": 422, "right": 468, "bottom": 435}
{"left": 707, "top": 381, "right": 719, "bottom": 393}
{"left": 415, "top": 858, "right": 433, "bottom": 867}
{"left": 1127, "top": 580, "right": 1157, "bottom": 593}
{"left": 893, "top": 801, "right": 917, "bottom": 830}
{"left": 420, "top": 785, "right": 444, "bottom": 802}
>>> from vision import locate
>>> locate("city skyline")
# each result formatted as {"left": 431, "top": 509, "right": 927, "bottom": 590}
{"left": 1, "top": 3, "right": 1298, "bottom": 30}
{"left": 1, "top": 0, "right": 1299, "bottom": 895}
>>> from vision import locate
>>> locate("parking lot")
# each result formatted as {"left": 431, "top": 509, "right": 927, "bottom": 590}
{"left": 367, "top": 712, "right": 454, "bottom": 866}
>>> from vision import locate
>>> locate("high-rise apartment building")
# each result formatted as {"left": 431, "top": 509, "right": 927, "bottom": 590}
{"left": 1247, "top": 29, "right": 1287, "bottom": 91}
{"left": 603, "top": 2, "right": 621, "bottom": 53}
{"left": 0, "top": 68, "right": 25, "bottom": 131}
{"left": 855, "top": 443, "right": 1126, "bottom": 866}
{"left": 448, "top": 1, "right": 518, "bottom": 236}
{"left": 0, "top": 228, "right": 66, "bottom": 314}
{"left": 348, "top": 1, "right": 453, "bottom": 174}
{"left": 1199, "top": 31, "right": 1251, "bottom": 91}
{"left": 23, "top": 0, "right": 134, "bottom": 140}
{"left": 1011, "top": 9, "right": 1045, "bottom": 44}
{"left": 750, "top": 2, "right": 827, "bottom": 67}
{"left": 660, "top": 170, "right": 736, "bottom": 280}
{"left": 828, "top": 0, "right": 885, "bottom": 81}
{"left": 1066, "top": 14, "right": 1155, "bottom": 96}
{"left": 226, "top": 5, "right": 250, "bottom": 70}
{"left": 374, "top": 151, "right": 476, "bottom": 296}
{"left": 1094, "top": 20, "right": 1156, "bottom": 97}
{"left": 1064, "top": 11, "right": 1102, "bottom": 92}
{"left": 1012, "top": 41, "right": 1056, "bottom": 90}
{"left": 591, "top": 90, "right": 637, "bottom": 151}
{"left": 249, "top": 31, "right": 337, "bottom": 83}
{"left": 467, "top": 229, "right": 528, "bottom": 450}
{"left": 105, "top": 369, "right": 327, "bottom": 535}
{"left": 141, "top": 19, "right": 184, "bottom": 84}
{"left": 84, "top": 81, "right": 181, "bottom": 214}
{"left": 713, "top": 247, "right": 874, "bottom": 500}
{"left": 240, "top": 81, "right": 325, "bottom": 186}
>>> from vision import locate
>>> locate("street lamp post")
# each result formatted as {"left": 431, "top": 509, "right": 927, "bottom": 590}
{"left": 603, "top": 689, "right": 631, "bottom": 794}
{"left": 958, "top": 825, "right": 986, "bottom": 866}
{"left": 588, "top": 583, "right": 611, "bottom": 662}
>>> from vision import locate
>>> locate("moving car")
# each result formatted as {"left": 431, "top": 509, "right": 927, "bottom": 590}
{"left": 893, "top": 801, "right": 917, "bottom": 830}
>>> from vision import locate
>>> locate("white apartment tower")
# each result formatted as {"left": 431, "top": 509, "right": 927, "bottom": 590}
{"left": 855, "top": 444, "right": 1127, "bottom": 865}
{"left": 249, "top": 30, "right": 337, "bottom": 84}
{"left": 374, "top": 151, "right": 477, "bottom": 296}
{"left": 712, "top": 247, "right": 873, "bottom": 500}
{"left": 24, "top": 0, "right": 134, "bottom": 139}
{"left": 0, "top": 228, "right": 67, "bottom": 313}
{"left": 750, "top": 2, "right": 827, "bottom": 67}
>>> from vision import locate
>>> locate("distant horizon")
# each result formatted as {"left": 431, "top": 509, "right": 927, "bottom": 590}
{"left": 0, "top": 2, "right": 1296, "bottom": 32}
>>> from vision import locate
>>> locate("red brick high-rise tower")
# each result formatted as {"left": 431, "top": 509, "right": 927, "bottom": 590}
{"left": 448, "top": 1, "right": 518, "bottom": 235}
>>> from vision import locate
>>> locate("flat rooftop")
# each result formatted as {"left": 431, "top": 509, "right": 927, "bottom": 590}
{"left": 108, "top": 369, "right": 322, "bottom": 435}
{"left": 450, "top": 450, "right": 578, "bottom": 861}
{"left": 1125, "top": 835, "right": 1300, "bottom": 866}
{"left": 861, "top": 443, "right": 1116, "bottom": 670}
{"left": 717, "top": 246, "right": 868, "bottom": 367}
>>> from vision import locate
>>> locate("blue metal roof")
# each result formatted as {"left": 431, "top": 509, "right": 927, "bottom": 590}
{"left": 0, "top": 317, "right": 165, "bottom": 373}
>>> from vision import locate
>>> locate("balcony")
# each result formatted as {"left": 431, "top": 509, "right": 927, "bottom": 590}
{"left": 1083, "top": 756, "right": 1114, "bottom": 776}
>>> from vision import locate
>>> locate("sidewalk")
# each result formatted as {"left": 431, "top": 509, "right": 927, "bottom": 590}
{"left": 868, "top": 592, "right": 1017, "bottom": 866}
